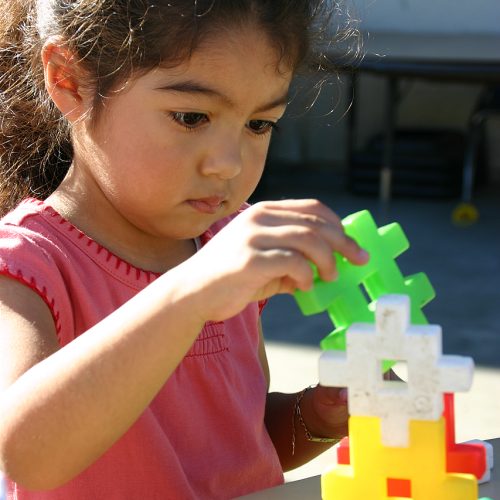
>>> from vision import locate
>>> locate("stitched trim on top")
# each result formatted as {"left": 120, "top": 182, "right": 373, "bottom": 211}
{"left": 38, "top": 201, "right": 161, "bottom": 286}
{"left": 0, "top": 264, "right": 62, "bottom": 334}
{"left": 185, "top": 321, "right": 229, "bottom": 358}
{"left": 17, "top": 199, "right": 264, "bottom": 322}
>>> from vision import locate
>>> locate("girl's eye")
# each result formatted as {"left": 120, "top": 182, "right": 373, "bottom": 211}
{"left": 247, "top": 120, "right": 277, "bottom": 136}
{"left": 170, "top": 112, "right": 209, "bottom": 129}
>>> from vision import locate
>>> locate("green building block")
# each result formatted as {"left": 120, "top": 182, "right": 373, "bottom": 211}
{"left": 294, "top": 210, "right": 435, "bottom": 353}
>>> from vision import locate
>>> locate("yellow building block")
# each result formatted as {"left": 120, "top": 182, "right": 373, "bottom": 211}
{"left": 322, "top": 416, "right": 477, "bottom": 499}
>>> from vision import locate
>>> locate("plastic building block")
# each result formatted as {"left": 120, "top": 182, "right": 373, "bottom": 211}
{"left": 294, "top": 210, "right": 435, "bottom": 353}
{"left": 336, "top": 437, "right": 350, "bottom": 465}
{"left": 463, "top": 441, "right": 494, "bottom": 484}
{"left": 444, "top": 394, "right": 490, "bottom": 482}
{"left": 319, "top": 295, "right": 473, "bottom": 447}
{"left": 322, "top": 415, "right": 478, "bottom": 500}
{"left": 336, "top": 394, "right": 488, "bottom": 486}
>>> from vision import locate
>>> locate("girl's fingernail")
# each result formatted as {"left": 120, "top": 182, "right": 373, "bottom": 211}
{"left": 339, "top": 388, "right": 348, "bottom": 402}
{"left": 358, "top": 249, "right": 369, "bottom": 261}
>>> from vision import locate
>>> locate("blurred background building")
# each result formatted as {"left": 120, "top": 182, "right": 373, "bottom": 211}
{"left": 266, "top": 0, "right": 500, "bottom": 189}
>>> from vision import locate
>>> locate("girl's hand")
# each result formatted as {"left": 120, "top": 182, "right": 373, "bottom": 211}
{"left": 183, "top": 199, "right": 369, "bottom": 323}
{"left": 307, "top": 384, "right": 349, "bottom": 440}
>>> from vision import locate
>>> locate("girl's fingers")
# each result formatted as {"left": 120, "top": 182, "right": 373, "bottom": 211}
{"left": 194, "top": 199, "right": 369, "bottom": 320}
{"left": 248, "top": 225, "right": 368, "bottom": 284}
{"left": 330, "top": 233, "right": 370, "bottom": 266}
{"left": 308, "top": 385, "right": 349, "bottom": 438}
{"left": 254, "top": 226, "right": 338, "bottom": 282}
{"left": 258, "top": 248, "right": 316, "bottom": 292}
{"left": 252, "top": 199, "right": 343, "bottom": 230}
{"left": 248, "top": 200, "right": 369, "bottom": 269}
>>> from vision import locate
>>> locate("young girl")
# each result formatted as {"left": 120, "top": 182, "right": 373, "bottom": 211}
{"left": 0, "top": 1, "right": 367, "bottom": 498}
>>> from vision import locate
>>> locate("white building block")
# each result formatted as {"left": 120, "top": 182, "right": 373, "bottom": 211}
{"left": 319, "top": 294, "right": 474, "bottom": 447}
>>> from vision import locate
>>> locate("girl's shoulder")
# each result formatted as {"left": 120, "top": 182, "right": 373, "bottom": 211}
{"left": 0, "top": 198, "right": 73, "bottom": 265}
{"left": 0, "top": 198, "right": 73, "bottom": 336}
{"left": 0, "top": 198, "right": 57, "bottom": 257}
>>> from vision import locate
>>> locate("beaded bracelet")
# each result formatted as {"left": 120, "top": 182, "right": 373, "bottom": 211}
{"left": 291, "top": 386, "right": 340, "bottom": 456}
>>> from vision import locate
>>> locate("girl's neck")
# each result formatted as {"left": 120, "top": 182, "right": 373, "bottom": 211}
{"left": 46, "top": 186, "right": 197, "bottom": 274}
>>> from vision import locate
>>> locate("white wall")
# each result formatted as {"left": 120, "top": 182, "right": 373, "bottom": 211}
{"left": 357, "top": 0, "right": 500, "bottom": 34}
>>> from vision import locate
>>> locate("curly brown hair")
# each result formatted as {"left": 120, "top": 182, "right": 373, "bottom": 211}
{"left": 0, "top": 0, "right": 359, "bottom": 215}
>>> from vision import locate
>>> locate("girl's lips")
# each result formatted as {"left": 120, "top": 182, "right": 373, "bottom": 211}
{"left": 187, "top": 197, "right": 226, "bottom": 215}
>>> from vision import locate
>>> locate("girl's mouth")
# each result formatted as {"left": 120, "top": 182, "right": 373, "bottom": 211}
{"left": 187, "top": 196, "right": 226, "bottom": 214}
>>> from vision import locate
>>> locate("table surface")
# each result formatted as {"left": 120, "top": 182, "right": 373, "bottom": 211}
{"left": 239, "top": 438, "right": 499, "bottom": 499}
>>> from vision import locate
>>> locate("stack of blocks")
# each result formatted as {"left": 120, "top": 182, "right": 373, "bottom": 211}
{"left": 294, "top": 211, "right": 494, "bottom": 500}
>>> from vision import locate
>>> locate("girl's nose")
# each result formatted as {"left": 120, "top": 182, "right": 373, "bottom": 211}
{"left": 199, "top": 141, "right": 243, "bottom": 180}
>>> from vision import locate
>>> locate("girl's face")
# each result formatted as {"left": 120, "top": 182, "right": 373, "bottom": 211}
{"left": 68, "top": 26, "right": 292, "bottom": 256}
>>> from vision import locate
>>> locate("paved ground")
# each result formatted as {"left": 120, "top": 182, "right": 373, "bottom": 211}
{"left": 255, "top": 172, "right": 500, "bottom": 481}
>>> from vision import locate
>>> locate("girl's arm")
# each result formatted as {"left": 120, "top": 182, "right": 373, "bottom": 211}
{"left": 0, "top": 199, "right": 366, "bottom": 490}
{"left": 265, "top": 389, "right": 347, "bottom": 472}
{"left": 0, "top": 267, "right": 207, "bottom": 490}
{"left": 259, "top": 323, "right": 348, "bottom": 471}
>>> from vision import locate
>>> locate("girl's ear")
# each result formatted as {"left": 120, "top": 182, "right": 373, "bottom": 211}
{"left": 41, "top": 38, "right": 91, "bottom": 123}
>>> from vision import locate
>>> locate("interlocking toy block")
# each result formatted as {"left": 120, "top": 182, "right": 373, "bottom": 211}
{"left": 322, "top": 415, "right": 478, "bottom": 500}
{"left": 294, "top": 210, "right": 435, "bottom": 354}
{"left": 320, "top": 295, "right": 473, "bottom": 447}
{"left": 444, "top": 394, "right": 492, "bottom": 483}
{"left": 463, "top": 440, "right": 494, "bottom": 484}
{"left": 336, "top": 395, "right": 489, "bottom": 490}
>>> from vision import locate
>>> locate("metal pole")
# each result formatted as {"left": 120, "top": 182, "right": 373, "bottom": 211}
{"left": 346, "top": 71, "right": 358, "bottom": 188}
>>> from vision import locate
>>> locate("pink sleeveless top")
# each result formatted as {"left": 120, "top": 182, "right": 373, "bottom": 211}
{"left": 0, "top": 199, "right": 283, "bottom": 499}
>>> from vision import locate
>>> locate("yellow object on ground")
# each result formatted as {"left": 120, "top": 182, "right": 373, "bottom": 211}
{"left": 452, "top": 203, "right": 479, "bottom": 226}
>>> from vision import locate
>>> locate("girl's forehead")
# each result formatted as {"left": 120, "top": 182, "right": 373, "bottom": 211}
{"left": 180, "top": 27, "right": 290, "bottom": 76}
{"left": 144, "top": 28, "right": 293, "bottom": 99}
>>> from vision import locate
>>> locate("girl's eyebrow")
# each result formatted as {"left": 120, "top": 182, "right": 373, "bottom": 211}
{"left": 154, "top": 79, "right": 289, "bottom": 112}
